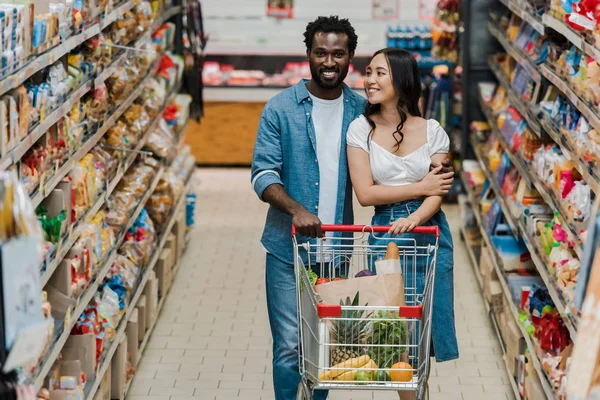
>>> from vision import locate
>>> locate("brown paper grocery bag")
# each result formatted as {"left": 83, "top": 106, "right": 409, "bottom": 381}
{"left": 314, "top": 273, "right": 406, "bottom": 307}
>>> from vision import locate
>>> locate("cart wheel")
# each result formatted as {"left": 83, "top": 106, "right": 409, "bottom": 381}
{"left": 296, "top": 380, "right": 313, "bottom": 400}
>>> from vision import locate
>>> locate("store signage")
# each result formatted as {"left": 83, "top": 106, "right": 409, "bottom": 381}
{"left": 372, "top": 0, "right": 399, "bottom": 20}
{"left": 267, "top": 0, "right": 294, "bottom": 19}
{"left": 419, "top": 0, "right": 437, "bottom": 20}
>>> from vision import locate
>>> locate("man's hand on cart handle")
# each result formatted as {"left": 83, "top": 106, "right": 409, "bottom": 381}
{"left": 292, "top": 209, "right": 324, "bottom": 238}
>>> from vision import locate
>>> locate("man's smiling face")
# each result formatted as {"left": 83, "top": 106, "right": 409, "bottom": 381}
{"left": 307, "top": 32, "right": 353, "bottom": 90}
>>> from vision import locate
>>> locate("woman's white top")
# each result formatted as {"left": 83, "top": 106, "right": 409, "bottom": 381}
{"left": 347, "top": 114, "right": 450, "bottom": 186}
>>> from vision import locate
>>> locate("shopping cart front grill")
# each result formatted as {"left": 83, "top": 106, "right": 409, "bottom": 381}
{"left": 294, "top": 224, "right": 438, "bottom": 399}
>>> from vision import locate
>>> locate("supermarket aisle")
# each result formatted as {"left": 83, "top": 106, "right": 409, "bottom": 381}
{"left": 127, "top": 169, "right": 515, "bottom": 400}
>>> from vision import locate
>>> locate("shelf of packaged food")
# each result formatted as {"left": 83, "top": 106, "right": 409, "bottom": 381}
{"left": 32, "top": 164, "right": 164, "bottom": 391}
{"left": 540, "top": 64, "right": 600, "bottom": 132}
{"left": 487, "top": 57, "right": 543, "bottom": 136}
{"left": 32, "top": 251, "right": 117, "bottom": 391}
{"left": 0, "top": 1, "right": 135, "bottom": 99}
{"left": 516, "top": 219, "right": 579, "bottom": 338}
{"left": 100, "top": 1, "right": 137, "bottom": 30}
{"left": 86, "top": 176, "right": 190, "bottom": 400}
{"left": 471, "top": 137, "right": 579, "bottom": 337}
{"left": 134, "top": 5, "right": 183, "bottom": 49}
{"left": 460, "top": 232, "right": 522, "bottom": 399}
{"left": 477, "top": 91, "right": 585, "bottom": 258}
{"left": 472, "top": 141, "right": 522, "bottom": 237}
{"left": 506, "top": 0, "right": 545, "bottom": 35}
{"left": 458, "top": 192, "right": 525, "bottom": 400}
{"left": 39, "top": 95, "right": 167, "bottom": 287}
{"left": 542, "top": 14, "right": 600, "bottom": 64}
{"left": 477, "top": 94, "right": 534, "bottom": 188}
{"left": 39, "top": 73, "right": 181, "bottom": 286}
{"left": 487, "top": 23, "right": 541, "bottom": 83}
{"left": 39, "top": 73, "right": 183, "bottom": 285}
{"left": 465, "top": 173, "right": 557, "bottom": 398}
{"left": 539, "top": 115, "right": 600, "bottom": 194}
{"left": 29, "top": 60, "right": 160, "bottom": 210}
{"left": 3, "top": 51, "right": 129, "bottom": 172}
{"left": 0, "top": 8, "right": 177, "bottom": 172}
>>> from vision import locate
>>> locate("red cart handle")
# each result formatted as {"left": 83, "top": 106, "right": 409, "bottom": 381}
{"left": 292, "top": 224, "right": 439, "bottom": 237}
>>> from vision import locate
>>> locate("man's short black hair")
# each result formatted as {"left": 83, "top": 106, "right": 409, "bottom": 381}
{"left": 303, "top": 16, "right": 358, "bottom": 54}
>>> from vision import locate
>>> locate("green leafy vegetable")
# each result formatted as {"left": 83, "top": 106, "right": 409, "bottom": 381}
{"left": 368, "top": 310, "right": 409, "bottom": 369}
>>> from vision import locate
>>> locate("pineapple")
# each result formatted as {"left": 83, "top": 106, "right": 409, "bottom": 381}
{"left": 329, "top": 292, "right": 373, "bottom": 366}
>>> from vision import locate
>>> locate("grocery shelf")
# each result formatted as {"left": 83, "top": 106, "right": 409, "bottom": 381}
{"left": 471, "top": 136, "right": 579, "bottom": 337}
{"left": 99, "top": 1, "right": 137, "bottom": 30}
{"left": 516, "top": 219, "right": 579, "bottom": 339}
{"left": 540, "top": 64, "right": 600, "bottom": 133}
{"left": 38, "top": 85, "right": 171, "bottom": 287}
{"left": 472, "top": 141, "right": 521, "bottom": 237}
{"left": 506, "top": 0, "right": 545, "bottom": 34}
{"left": 0, "top": 3, "right": 176, "bottom": 173}
{"left": 487, "top": 57, "right": 542, "bottom": 136}
{"left": 0, "top": 1, "right": 134, "bottom": 99}
{"left": 33, "top": 251, "right": 117, "bottom": 391}
{"left": 29, "top": 60, "right": 160, "bottom": 210}
{"left": 540, "top": 116, "right": 600, "bottom": 194}
{"left": 478, "top": 89, "right": 585, "bottom": 257}
{"left": 85, "top": 176, "right": 191, "bottom": 400}
{"left": 134, "top": 5, "right": 183, "bottom": 49}
{"left": 487, "top": 23, "right": 541, "bottom": 83}
{"left": 464, "top": 167, "right": 557, "bottom": 398}
{"left": 477, "top": 94, "right": 533, "bottom": 188}
{"left": 33, "top": 165, "right": 164, "bottom": 392}
{"left": 459, "top": 196, "right": 523, "bottom": 400}
{"left": 542, "top": 14, "right": 600, "bottom": 64}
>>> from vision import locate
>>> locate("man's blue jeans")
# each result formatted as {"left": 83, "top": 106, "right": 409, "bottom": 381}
{"left": 265, "top": 253, "right": 328, "bottom": 400}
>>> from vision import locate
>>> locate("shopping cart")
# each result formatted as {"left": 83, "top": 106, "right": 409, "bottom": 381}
{"left": 293, "top": 224, "right": 439, "bottom": 400}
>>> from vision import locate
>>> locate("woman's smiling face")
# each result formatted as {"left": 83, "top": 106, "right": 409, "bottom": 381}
{"left": 364, "top": 53, "right": 396, "bottom": 105}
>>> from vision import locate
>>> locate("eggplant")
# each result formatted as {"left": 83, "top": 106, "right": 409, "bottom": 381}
{"left": 355, "top": 269, "right": 375, "bottom": 278}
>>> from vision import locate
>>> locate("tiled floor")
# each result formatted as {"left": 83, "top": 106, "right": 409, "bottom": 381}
{"left": 127, "top": 168, "right": 516, "bottom": 400}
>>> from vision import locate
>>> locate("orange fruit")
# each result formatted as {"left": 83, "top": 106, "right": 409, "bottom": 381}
{"left": 390, "top": 362, "right": 413, "bottom": 382}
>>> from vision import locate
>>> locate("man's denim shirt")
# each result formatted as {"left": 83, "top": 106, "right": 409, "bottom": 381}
{"left": 251, "top": 80, "right": 367, "bottom": 265}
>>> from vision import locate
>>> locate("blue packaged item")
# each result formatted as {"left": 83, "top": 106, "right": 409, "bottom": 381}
{"left": 405, "top": 26, "right": 414, "bottom": 50}
{"left": 491, "top": 224, "right": 535, "bottom": 272}
{"left": 186, "top": 193, "right": 196, "bottom": 228}
{"left": 506, "top": 275, "right": 544, "bottom": 304}
{"left": 397, "top": 26, "right": 406, "bottom": 49}
{"left": 387, "top": 26, "right": 395, "bottom": 48}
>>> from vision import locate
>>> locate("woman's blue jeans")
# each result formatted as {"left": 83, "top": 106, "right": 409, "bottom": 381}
{"left": 369, "top": 199, "right": 459, "bottom": 362}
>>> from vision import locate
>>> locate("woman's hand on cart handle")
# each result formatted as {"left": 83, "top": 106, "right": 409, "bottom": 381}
{"left": 389, "top": 215, "right": 421, "bottom": 235}
{"left": 292, "top": 209, "right": 324, "bottom": 238}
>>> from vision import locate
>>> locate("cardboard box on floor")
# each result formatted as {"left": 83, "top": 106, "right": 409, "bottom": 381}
{"left": 479, "top": 243, "right": 495, "bottom": 285}
{"left": 136, "top": 295, "right": 147, "bottom": 342}
{"left": 156, "top": 249, "right": 172, "bottom": 298}
{"left": 111, "top": 335, "right": 128, "bottom": 399}
{"left": 174, "top": 211, "right": 186, "bottom": 261}
{"left": 165, "top": 233, "right": 177, "bottom": 268}
{"left": 63, "top": 333, "right": 97, "bottom": 380}
{"left": 127, "top": 308, "right": 139, "bottom": 367}
{"left": 93, "top": 364, "right": 111, "bottom": 400}
{"left": 503, "top": 317, "right": 524, "bottom": 378}
{"left": 143, "top": 271, "right": 158, "bottom": 324}
{"left": 525, "top": 357, "right": 545, "bottom": 400}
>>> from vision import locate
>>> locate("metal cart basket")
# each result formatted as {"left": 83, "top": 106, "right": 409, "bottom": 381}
{"left": 294, "top": 224, "right": 439, "bottom": 400}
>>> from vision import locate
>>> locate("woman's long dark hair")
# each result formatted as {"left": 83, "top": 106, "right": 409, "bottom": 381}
{"left": 365, "top": 48, "right": 422, "bottom": 150}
